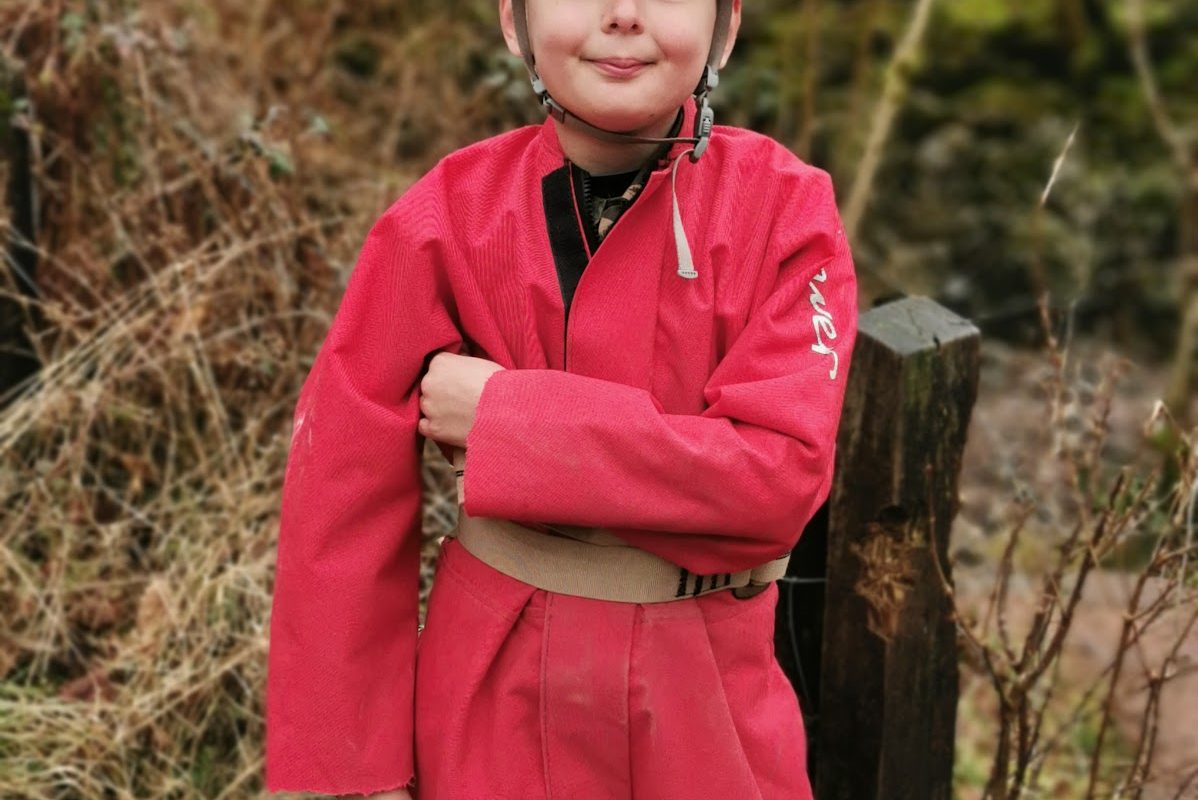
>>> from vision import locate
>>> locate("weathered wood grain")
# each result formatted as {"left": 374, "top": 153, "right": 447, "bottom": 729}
{"left": 780, "top": 296, "right": 980, "bottom": 799}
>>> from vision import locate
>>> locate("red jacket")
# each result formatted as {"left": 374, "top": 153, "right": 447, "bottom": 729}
{"left": 265, "top": 98, "right": 858, "bottom": 795}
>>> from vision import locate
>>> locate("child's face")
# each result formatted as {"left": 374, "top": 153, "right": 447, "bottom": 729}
{"left": 501, "top": 0, "right": 740, "bottom": 139}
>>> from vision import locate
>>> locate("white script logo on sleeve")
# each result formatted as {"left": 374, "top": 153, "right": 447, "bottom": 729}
{"left": 808, "top": 268, "right": 839, "bottom": 380}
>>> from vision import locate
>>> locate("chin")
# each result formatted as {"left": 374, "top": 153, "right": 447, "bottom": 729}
{"left": 574, "top": 102, "right": 677, "bottom": 136}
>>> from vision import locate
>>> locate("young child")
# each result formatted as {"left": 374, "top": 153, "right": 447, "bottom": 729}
{"left": 265, "top": 0, "right": 857, "bottom": 797}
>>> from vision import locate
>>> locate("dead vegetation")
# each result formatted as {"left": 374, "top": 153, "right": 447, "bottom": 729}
{"left": 950, "top": 327, "right": 1197, "bottom": 799}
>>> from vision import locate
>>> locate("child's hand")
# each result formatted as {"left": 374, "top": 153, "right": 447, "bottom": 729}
{"left": 418, "top": 351, "right": 505, "bottom": 448}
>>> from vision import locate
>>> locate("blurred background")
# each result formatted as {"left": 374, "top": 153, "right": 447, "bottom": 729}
{"left": 0, "top": 1, "right": 1195, "bottom": 798}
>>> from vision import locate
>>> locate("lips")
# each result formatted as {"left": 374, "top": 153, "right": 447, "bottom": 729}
{"left": 587, "top": 58, "right": 652, "bottom": 78}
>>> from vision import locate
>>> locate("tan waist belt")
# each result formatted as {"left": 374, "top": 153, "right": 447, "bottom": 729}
{"left": 450, "top": 449, "right": 789, "bottom": 604}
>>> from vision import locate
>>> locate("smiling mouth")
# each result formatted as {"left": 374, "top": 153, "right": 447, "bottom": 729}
{"left": 586, "top": 58, "right": 652, "bottom": 78}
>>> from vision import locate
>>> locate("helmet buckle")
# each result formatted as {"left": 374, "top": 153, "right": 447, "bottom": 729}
{"left": 690, "top": 97, "right": 715, "bottom": 161}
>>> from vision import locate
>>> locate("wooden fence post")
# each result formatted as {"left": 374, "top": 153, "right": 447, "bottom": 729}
{"left": 778, "top": 295, "right": 980, "bottom": 799}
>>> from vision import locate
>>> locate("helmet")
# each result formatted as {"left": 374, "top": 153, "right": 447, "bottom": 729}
{"left": 510, "top": 0, "right": 735, "bottom": 161}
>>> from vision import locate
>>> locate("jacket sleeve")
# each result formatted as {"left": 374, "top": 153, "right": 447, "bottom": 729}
{"left": 265, "top": 202, "right": 462, "bottom": 795}
{"left": 461, "top": 170, "right": 857, "bottom": 576}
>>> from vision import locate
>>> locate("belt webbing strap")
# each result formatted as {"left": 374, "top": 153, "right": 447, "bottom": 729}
{"left": 450, "top": 447, "right": 790, "bottom": 603}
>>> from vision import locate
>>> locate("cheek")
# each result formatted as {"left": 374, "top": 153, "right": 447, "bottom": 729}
{"left": 531, "top": 10, "right": 589, "bottom": 63}
{"left": 653, "top": 23, "right": 713, "bottom": 77}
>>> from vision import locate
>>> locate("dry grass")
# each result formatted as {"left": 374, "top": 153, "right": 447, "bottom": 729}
{"left": 0, "top": 2, "right": 511, "bottom": 796}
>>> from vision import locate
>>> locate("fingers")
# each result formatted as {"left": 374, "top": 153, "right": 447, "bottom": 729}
{"left": 429, "top": 350, "right": 501, "bottom": 370}
{"left": 418, "top": 350, "right": 488, "bottom": 447}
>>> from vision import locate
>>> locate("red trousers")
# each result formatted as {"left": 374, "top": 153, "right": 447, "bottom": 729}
{"left": 413, "top": 536, "right": 814, "bottom": 799}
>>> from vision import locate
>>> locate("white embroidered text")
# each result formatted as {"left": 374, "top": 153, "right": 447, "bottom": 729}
{"left": 808, "top": 268, "right": 839, "bottom": 380}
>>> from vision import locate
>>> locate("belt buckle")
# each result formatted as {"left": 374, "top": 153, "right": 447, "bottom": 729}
{"left": 731, "top": 582, "right": 770, "bottom": 600}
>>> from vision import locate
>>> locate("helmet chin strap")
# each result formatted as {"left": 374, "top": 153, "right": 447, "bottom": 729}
{"left": 511, "top": 0, "right": 731, "bottom": 163}
{"left": 534, "top": 70, "right": 716, "bottom": 162}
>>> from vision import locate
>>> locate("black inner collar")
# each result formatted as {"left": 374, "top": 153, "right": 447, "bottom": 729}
{"left": 587, "top": 168, "right": 641, "bottom": 200}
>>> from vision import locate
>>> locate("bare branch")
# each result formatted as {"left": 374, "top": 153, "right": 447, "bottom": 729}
{"left": 842, "top": 0, "right": 938, "bottom": 242}
{"left": 1126, "top": 0, "right": 1192, "bottom": 172}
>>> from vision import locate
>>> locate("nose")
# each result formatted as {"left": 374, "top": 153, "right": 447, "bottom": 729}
{"left": 602, "top": 0, "right": 643, "bottom": 33}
